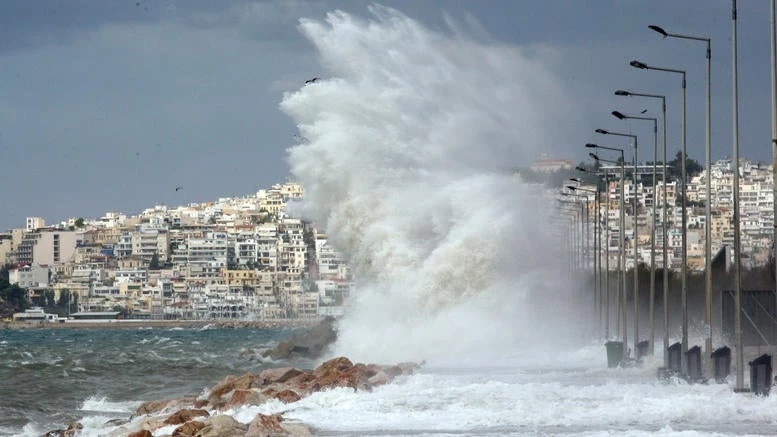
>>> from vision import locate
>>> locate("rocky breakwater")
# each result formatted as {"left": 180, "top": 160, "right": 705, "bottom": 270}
{"left": 53, "top": 356, "right": 421, "bottom": 437}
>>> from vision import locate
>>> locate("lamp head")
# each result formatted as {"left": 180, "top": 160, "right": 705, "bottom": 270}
{"left": 595, "top": 128, "right": 609, "bottom": 135}
{"left": 611, "top": 110, "right": 626, "bottom": 120}
{"left": 630, "top": 60, "right": 648, "bottom": 69}
{"left": 575, "top": 166, "right": 587, "bottom": 172}
{"left": 569, "top": 177, "right": 582, "bottom": 183}
{"left": 648, "top": 25, "right": 668, "bottom": 38}
{"left": 566, "top": 185, "right": 578, "bottom": 191}
{"left": 585, "top": 143, "right": 598, "bottom": 148}
{"left": 589, "top": 152, "right": 600, "bottom": 160}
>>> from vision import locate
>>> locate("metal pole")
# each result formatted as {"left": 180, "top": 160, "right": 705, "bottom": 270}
{"left": 633, "top": 138, "right": 639, "bottom": 351}
{"left": 662, "top": 97, "right": 669, "bottom": 367}
{"left": 704, "top": 36, "right": 713, "bottom": 381}
{"left": 681, "top": 69, "right": 688, "bottom": 376}
{"left": 621, "top": 158, "right": 628, "bottom": 355}
{"left": 770, "top": 0, "right": 777, "bottom": 358}
{"left": 650, "top": 118, "right": 657, "bottom": 355}
{"left": 732, "top": 0, "right": 744, "bottom": 391}
{"left": 605, "top": 170, "right": 611, "bottom": 339}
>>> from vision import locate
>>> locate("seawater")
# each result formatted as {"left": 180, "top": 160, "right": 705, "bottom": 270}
{"left": 0, "top": 326, "right": 304, "bottom": 436}
{"left": 2, "top": 327, "right": 777, "bottom": 436}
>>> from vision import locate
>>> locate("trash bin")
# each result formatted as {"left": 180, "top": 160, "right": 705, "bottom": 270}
{"left": 685, "top": 345, "right": 702, "bottom": 381}
{"left": 605, "top": 341, "right": 624, "bottom": 368}
{"left": 749, "top": 354, "right": 772, "bottom": 396}
{"left": 636, "top": 340, "right": 650, "bottom": 359}
{"left": 711, "top": 346, "right": 731, "bottom": 383}
{"left": 667, "top": 342, "right": 682, "bottom": 373}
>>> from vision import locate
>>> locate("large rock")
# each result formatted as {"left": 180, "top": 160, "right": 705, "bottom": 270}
{"left": 268, "top": 317, "right": 338, "bottom": 360}
{"left": 134, "top": 396, "right": 197, "bottom": 417}
{"left": 127, "top": 431, "right": 152, "bottom": 437}
{"left": 208, "top": 372, "right": 264, "bottom": 403}
{"left": 258, "top": 366, "right": 304, "bottom": 384}
{"left": 195, "top": 415, "right": 248, "bottom": 437}
{"left": 164, "top": 408, "right": 210, "bottom": 425}
{"left": 246, "top": 413, "right": 314, "bottom": 437}
{"left": 172, "top": 420, "right": 206, "bottom": 436}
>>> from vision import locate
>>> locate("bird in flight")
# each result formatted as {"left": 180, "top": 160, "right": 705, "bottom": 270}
{"left": 175, "top": 186, "right": 184, "bottom": 192}
{"left": 305, "top": 77, "right": 319, "bottom": 84}
{"left": 640, "top": 109, "right": 648, "bottom": 114}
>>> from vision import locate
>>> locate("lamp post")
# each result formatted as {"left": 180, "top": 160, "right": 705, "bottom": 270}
{"left": 732, "top": 0, "right": 744, "bottom": 391}
{"left": 630, "top": 59, "right": 689, "bottom": 373}
{"left": 615, "top": 90, "right": 667, "bottom": 359}
{"left": 596, "top": 128, "right": 640, "bottom": 351}
{"left": 612, "top": 111, "right": 658, "bottom": 355}
{"left": 570, "top": 181, "right": 601, "bottom": 336}
{"left": 559, "top": 198, "right": 585, "bottom": 274}
{"left": 648, "top": 22, "right": 714, "bottom": 380}
{"left": 771, "top": 0, "right": 777, "bottom": 371}
{"left": 589, "top": 146, "right": 628, "bottom": 354}
{"left": 563, "top": 190, "right": 590, "bottom": 277}
{"left": 580, "top": 165, "right": 613, "bottom": 339}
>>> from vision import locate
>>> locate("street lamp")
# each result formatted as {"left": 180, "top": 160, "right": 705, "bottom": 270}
{"left": 612, "top": 110, "right": 658, "bottom": 356}
{"left": 577, "top": 166, "right": 613, "bottom": 339}
{"left": 630, "top": 59, "right": 690, "bottom": 374}
{"left": 563, "top": 190, "right": 590, "bottom": 277}
{"left": 589, "top": 146, "right": 628, "bottom": 354}
{"left": 569, "top": 183, "right": 600, "bottom": 337}
{"left": 615, "top": 89, "right": 668, "bottom": 359}
{"left": 648, "top": 22, "right": 715, "bottom": 380}
{"left": 732, "top": 0, "right": 744, "bottom": 391}
{"left": 559, "top": 198, "right": 584, "bottom": 273}
{"left": 597, "top": 128, "right": 640, "bottom": 351}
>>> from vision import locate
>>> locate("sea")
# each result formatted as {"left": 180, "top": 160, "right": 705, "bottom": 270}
{"left": 2, "top": 326, "right": 777, "bottom": 437}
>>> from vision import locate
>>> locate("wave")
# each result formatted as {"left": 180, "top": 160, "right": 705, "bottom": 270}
{"left": 283, "top": 5, "right": 585, "bottom": 363}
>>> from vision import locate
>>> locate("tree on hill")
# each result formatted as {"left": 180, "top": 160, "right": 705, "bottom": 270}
{"left": 149, "top": 252, "right": 161, "bottom": 270}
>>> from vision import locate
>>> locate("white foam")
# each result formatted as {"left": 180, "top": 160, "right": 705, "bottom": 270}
{"left": 80, "top": 395, "right": 137, "bottom": 414}
{"left": 283, "top": 4, "right": 585, "bottom": 365}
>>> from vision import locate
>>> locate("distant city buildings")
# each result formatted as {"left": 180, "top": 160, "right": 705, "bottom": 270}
{"left": 552, "top": 157, "right": 777, "bottom": 271}
{"left": 2, "top": 182, "right": 352, "bottom": 320}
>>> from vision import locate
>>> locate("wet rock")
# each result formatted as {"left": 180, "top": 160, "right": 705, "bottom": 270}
{"left": 164, "top": 408, "right": 210, "bottom": 425}
{"left": 196, "top": 415, "right": 248, "bottom": 437}
{"left": 267, "top": 317, "right": 338, "bottom": 360}
{"left": 246, "top": 413, "right": 314, "bottom": 437}
{"left": 258, "top": 366, "right": 303, "bottom": 384}
{"left": 134, "top": 396, "right": 197, "bottom": 417}
{"left": 40, "top": 422, "right": 82, "bottom": 437}
{"left": 127, "top": 431, "right": 153, "bottom": 437}
{"left": 226, "top": 388, "right": 268, "bottom": 408}
{"left": 171, "top": 420, "right": 206, "bottom": 436}
{"left": 208, "top": 372, "right": 264, "bottom": 403}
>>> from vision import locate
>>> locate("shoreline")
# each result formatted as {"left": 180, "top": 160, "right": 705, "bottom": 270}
{"left": 2, "top": 318, "right": 322, "bottom": 330}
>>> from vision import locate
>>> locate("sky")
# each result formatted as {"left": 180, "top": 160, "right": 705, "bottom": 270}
{"left": 0, "top": 0, "right": 774, "bottom": 231}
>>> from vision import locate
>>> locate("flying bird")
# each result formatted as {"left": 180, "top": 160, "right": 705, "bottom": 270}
{"left": 175, "top": 186, "right": 183, "bottom": 192}
{"left": 640, "top": 109, "right": 648, "bottom": 114}
{"left": 305, "top": 77, "right": 319, "bottom": 84}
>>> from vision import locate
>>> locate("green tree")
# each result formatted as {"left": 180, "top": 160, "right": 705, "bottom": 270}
{"left": 74, "top": 217, "right": 85, "bottom": 228}
{"left": 149, "top": 252, "right": 161, "bottom": 270}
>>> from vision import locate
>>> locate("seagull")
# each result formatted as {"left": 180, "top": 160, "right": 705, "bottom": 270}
{"left": 641, "top": 109, "right": 648, "bottom": 114}
{"left": 175, "top": 186, "right": 183, "bottom": 192}
{"left": 304, "top": 77, "right": 319, "bottom": 84}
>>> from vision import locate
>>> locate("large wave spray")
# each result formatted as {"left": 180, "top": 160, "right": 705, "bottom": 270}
{"left": 282, "top": 5, "right": 588, "bottom": 363}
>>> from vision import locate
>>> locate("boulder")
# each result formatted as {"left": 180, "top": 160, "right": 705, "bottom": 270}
{"left": 274, "top": 389, "right": 301, "bottom": 404}
{"left": 40, "top": 422, "right": 82, "bottom": 437}
{"left": 258, "top": 366, "right": 303, "bottom": 384}
{"left": 195, "top": 415, "right": 248, "bottom": 437}
{"left": 245, "top": 413, "right": 313, "bottom": 437}
{"left": 127, "top": 431, "right": 153, "bottom": 437}
{"left": 135, "top": 396, "right": 197, "bottom": 417}
{"left": 172, "top": 420, "right": 206, "bottom": 436}
{"left": 208, "top": 372, "right": 263, "bottom": 402}
{"left": 164, "top": 408, "right": 210, "bottom": 425}
{"left": 226, "top": 389, "right": 268, "bottom": 409}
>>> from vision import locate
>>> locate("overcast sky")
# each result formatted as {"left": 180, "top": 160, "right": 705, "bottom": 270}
{"left": 0, "top": 0, "right": 773, "bottom": 230}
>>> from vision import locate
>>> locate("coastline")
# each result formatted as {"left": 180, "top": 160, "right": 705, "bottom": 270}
{"left": 1, "top": 318, "right": 322, "bottom": 330}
